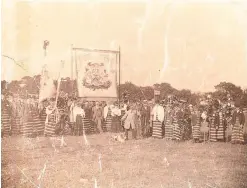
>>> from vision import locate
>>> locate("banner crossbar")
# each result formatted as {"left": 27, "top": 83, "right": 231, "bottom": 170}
{"left": 72, "top": 47, "right": 119, "bottom": 54}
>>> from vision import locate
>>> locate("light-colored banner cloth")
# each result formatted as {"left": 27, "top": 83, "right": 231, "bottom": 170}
{"left": 75, "top": 49, "right": 118, "bottom": 99}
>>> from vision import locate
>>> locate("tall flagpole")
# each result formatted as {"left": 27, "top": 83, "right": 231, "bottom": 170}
{"left": 55, "top": 60, "right": 65, "bottom": 107}
{"left": 39, "top": 40, "right": 49, "bottom": 103}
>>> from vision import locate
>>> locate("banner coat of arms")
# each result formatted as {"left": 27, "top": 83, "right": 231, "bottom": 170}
{"left": 75, "top": 49, "right": 119, "bottom": 99}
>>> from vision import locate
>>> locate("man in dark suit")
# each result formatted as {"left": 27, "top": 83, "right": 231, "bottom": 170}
{"left": 140, "top": 100, "right": 151, "bottom": 138}
{"left": 92, "top": 101, "right": 104, "bottom": 134}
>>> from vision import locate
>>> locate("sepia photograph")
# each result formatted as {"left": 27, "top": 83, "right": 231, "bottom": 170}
{"left": 1, "top": 0, "right": 247, "bottom": 187}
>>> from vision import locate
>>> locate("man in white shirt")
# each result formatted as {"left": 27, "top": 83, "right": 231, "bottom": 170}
{"left": 72, "top": 102, "right": 85, "bottom": 136}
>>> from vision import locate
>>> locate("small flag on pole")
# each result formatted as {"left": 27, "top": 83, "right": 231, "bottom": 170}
{"left": 43, "top": 40, "right": 49, "bottom": 50}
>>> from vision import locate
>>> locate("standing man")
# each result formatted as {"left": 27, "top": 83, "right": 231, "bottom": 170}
{"left": 92, "top": 101, "right": 104, "bottom": 134}
{"left": 140, "top": 100, "right": 151, "bottom": 138}
{"left": 72, "top": 101, "right": 85, "bottom": 136}
{"left": 121, "top": 104, "right": 138, "bottom": 140}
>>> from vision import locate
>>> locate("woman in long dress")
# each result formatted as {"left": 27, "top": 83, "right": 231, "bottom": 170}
{"left": 1, "top": 95, "right": 12, "bottom": 137}
{"left": 164, "top": 105, "right": 173, "bottom": 140}
{"left": 231, "top": 107, "right": 245, "bottom": 144}
{"left": 191, "top": 107, "right": 201, "bottom": 143}
{"left": 200, "top": 110, "right": 209, "bottom": 142}
{"left": 172, "top": 106, "right": 182, "bottom": 141}
{"left": 209, "top": 108, "right": 219, "bottom": 142}
{"left": 82, "top": 101, "right": 92, "bottom": 134}
{"left": 21, "top": 99, "right": 40, "bottom": 137}
{"left": 104, "top": 102, "right": 113, "bottom": 132}
{"left": 151, "top": 100, "right": 164, "bottom": 139}
{"left": 44, "top": 100, "right": 59, "bottom": 137}
{"left": 217, "top": 109, "right": 225, "bottom": 141}
{"left": 224, "top": 104, "right": 233, "bottom": 142}
{"left": 38, "top": 100, "right": 48, "bottom": 135}
{"left": 111, "top": 102, "right": 122, "bottom": 133}
{"left": 10, "top": 97, "right": 21, "bottom": 135}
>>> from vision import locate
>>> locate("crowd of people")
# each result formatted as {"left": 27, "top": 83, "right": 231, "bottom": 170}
{"left": 1, "top": 93, "right": 246, "bottom": 145}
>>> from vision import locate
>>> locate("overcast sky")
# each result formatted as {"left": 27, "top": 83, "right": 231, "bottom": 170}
{"left": 2, "top": 1, "right": 247, "bottom": 92}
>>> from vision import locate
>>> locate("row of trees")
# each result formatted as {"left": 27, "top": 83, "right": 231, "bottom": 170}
{"left": 1, "top": 75, "right": 247, "bottom": 107}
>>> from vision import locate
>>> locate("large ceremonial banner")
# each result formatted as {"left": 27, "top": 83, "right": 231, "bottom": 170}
{"left": 74, "top": 48, "right": 119, "bottom": 100}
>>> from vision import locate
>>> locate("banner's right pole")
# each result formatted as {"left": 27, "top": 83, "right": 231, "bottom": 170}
{"left": 75, "top": 49, "right": 79, "bottom": 98}
{"left": 118, "top": 46, "right": 121, "bottom": 106}
{"left": 71, "top": 44, "right": 74, "bottom": 97}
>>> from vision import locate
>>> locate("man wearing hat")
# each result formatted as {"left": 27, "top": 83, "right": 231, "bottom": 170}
{"left": 140, "top": 100, "right": 151, "bottom": 138}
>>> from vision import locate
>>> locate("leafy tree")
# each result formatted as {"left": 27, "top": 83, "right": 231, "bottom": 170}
{"left": 240, "top": 93, "right": 247, "bottom": 108}
{"left": 154, "top": 82, "right": 177, "bottom": 99}
{"left": 213, "top": 82, "right": 243, "bottom": 103}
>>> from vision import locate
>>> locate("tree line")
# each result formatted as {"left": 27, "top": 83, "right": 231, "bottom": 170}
{"left": 1, "top": 75, "right": 247, "bottom": 107}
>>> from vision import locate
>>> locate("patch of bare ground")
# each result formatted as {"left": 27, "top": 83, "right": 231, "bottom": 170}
{"left": 2, "top": 134, "right": 247, "bottom": 188}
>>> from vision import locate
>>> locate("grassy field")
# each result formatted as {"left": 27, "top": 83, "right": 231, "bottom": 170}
{"left": 2, "top": 134, "right": 247, "bottom": 188}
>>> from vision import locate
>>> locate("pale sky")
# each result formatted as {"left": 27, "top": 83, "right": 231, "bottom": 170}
{"left": 2, "top": 0, "right": 247, "bottom": 92}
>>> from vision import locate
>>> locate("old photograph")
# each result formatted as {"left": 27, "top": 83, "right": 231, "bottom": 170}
{"left": 1, "top": 0, "right": 247, "bottom": 187}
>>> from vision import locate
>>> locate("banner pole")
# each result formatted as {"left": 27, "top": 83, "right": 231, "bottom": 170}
{"left": 71, "top": 44, "right": 74, "bottom": 96}
{"left": 118, "top": 46, "right": 121, "bottom": 107}
{"left": 75, "top": 49, "right": 78, "bottom": 98}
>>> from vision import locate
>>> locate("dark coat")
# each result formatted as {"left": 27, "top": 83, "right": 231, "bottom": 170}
{"left": 231, "top": 110, "right": 245, "bottom": 125}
